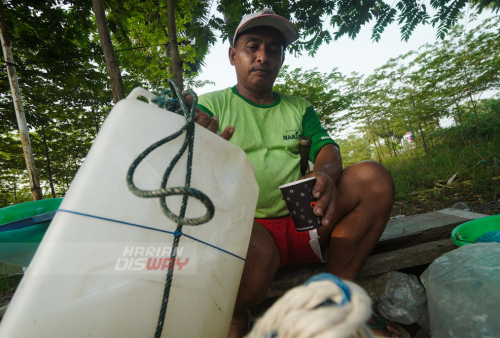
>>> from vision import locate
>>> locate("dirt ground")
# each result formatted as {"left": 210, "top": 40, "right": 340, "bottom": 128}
{"left": 390, "top": 185, "right": 499, "bottom": 218}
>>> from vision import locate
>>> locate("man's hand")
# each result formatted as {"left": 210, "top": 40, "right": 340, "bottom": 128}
{"left": 302, "top": 170, "right": 337, "bottom": 227}
{"left": 300, "top": 144, "right": 343, "bottom": 227}
{"left": 184, "top": 94, "right": 235, "bottom": 141}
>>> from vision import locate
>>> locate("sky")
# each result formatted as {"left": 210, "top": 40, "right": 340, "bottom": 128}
{"left": 193, "top": 5, "right": 496, "bottom": 96}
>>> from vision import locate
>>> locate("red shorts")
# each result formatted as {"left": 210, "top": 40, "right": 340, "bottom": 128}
{"left": 255, "top": 215, "right": 324, "bottom": 267}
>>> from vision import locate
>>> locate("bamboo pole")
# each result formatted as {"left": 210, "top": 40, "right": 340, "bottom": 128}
{"left": 0, "top": 3, "right": 42, "bottom": 200}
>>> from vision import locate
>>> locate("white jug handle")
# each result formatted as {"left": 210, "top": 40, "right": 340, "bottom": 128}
{"left": 127, "top": 87, "right": 158, "bottom": 104}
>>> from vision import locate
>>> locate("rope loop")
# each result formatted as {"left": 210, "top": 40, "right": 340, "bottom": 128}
{"left": 126, "top": 78, "right": 214, "bottom": 226}
{"left": 247, "top": 273, "right": 373, "bottom": 338}
{"left": 305, "top": 272, "right": 351, "bottom": 305}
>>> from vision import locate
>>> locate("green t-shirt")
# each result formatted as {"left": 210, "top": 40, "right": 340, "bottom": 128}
{"left": 198, "top": 86, "right": 338, "bottom": 218}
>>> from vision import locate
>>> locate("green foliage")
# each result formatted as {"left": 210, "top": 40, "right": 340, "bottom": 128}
{"left": 273, "top": 66, "right": 351, "bottom": 135}
{"left": 339, "top": 14, "right": 500, "bottom": 162}
{"left": 386, "top": 125, "right": 500, "bottom": 202}
{"left": 0, "top": 0, "right": 113, "bottom": 206}
{"left": 105, "top": 0, "right": 217, "bottom": 89}
{"left": 216, "top": 0, "right": 500, "bottom": 56}
{"left": 336, "top": 134, "right": 374, "bottom": 166}
{"left": 429, "top": 99, "right": 500, "bottom": 141}
{"left": 0, "top": 273, "right": 22, "bottom": 295}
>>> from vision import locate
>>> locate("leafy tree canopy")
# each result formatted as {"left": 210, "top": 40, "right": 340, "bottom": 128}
{"left": 216, "top": 0, "right": 500, "bottom": 56}
{"left": 273, "top": 65, "right": 351, "bottom": 135}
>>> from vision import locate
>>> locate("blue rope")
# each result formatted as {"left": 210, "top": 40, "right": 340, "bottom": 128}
{"left": 56, "top": 209, "right": 245, "bottom": 261}
{"left": 304, "top": 273, "right": 351, "bottom": 306}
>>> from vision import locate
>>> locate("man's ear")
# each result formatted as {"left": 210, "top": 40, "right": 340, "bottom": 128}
{"left": 229, "top": 46, "right": 236, "bottom": 66}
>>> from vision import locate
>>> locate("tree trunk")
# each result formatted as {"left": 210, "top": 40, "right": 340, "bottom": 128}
{"left": 452, "top": 97, "right": 464, "bottom": 125}
{"left": 41, "top": 125, "right": 56, "bottom": 198}
{"left": 0, "top": 3, "right": 42, "bottom": 201}
{"left": 371, "top": 133, "right": 383, "bottom": 164}
{"left": 416, "top": 117, "right": 429, "bottom": 155}
{"left": 384, "top": 119, "right": 398, "bottom": 157}
{"left": 92, "top": 0, "right": 125, "bottom": 103}
{"left": 166, "top": 0, "right": 183, "bottom": 91}
{"left": 465, "top": 76, "right": 479, "bottom": 126}
{"left": 457, "top": 55, "right": 479, "bottom": 126}
{"left": 409, "top": 95, "right": 429, "bottom": 155}
{"left": 384, "top": 137, "right": 393, "bottom": 157}
{"left": 366, "top": 117, "right": 383, "bottom": 164}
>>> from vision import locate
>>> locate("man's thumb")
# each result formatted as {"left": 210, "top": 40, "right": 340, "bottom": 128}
{"left": 220, "top": 126, "right": 235, "bottom": 141}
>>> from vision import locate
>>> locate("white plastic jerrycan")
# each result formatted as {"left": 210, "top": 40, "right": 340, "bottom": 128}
{"left": 0, "top": 87, "right": 259, "bottom": 338}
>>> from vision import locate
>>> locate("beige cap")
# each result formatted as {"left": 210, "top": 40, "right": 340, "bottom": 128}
{"left": 233, "top": 8, "right": 299, "bottom": 47}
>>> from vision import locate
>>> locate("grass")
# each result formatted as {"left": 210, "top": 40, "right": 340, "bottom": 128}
{"left": 385, "top": 121, "right": 500, "bottom": 217}
{"left": 0, "top": 263, "right": 23, "bottom": 299}
{"left": 0, "top": 275, "right": 22, "bottom": 297}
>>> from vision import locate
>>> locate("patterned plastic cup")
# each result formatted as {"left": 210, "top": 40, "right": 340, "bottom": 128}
{"left": 279, "top": 177, "right": 323, "bottom": 232}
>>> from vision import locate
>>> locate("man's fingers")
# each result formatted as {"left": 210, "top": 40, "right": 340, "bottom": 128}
{"left": 220, "top": 126, "right": 235, "bottom": 141}
{"left": 206, "top": 116, "right": 219, "bottom": 134}
{"left": 312, "top": 174, "right": 328, "bottom": 199}
{"left": 311, "top": 174, "right": 336, "bottom": 226}
{"left": 185, "top": 95, "right": 231, "bottom": 139}
{"left": 194, "top": 112, "right": 233, "bottom": 139}
{"left": 184, "top": 94, "right": 194, "bottom": 108}
{"left": 321, "top": 185, "right": 337, "bottom": 226}
{"left": 195, "top": 111, "right": 211, "bottom": 128}
{"left": 313, "top": 187, "right": 330, "bottom": 218}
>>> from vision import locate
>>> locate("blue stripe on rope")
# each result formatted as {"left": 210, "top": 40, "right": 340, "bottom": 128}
{"left": 304, "top": 273, "right": 351, "bottom": 305}
{"left": 56, "top": 209, "right": 245, "bottom": 261}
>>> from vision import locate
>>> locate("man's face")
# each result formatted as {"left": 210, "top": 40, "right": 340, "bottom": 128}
{"left": 229, "top": 26, "right": 285, "bottom": 94}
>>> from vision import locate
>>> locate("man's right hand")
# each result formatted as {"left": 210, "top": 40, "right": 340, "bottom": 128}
{"left": 184, "top": 94, "right": 235, "bottom": 141}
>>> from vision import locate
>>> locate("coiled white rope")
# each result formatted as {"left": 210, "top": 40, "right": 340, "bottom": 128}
{"left": 246, "top": 273, "right": 374, "bottom": 338}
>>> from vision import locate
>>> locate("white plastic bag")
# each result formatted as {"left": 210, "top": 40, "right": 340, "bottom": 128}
{"left": 377, "top": 272, "right": 427, "bottom": 325}
{"left": 421, "top": 243, "right": 500, "bottom": 338}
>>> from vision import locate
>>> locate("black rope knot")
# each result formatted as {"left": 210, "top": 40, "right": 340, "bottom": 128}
{"left": 126, "top": 79, "right": 215, "bottom": 226}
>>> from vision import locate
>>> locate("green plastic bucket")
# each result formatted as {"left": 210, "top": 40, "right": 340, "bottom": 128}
{"left": 0, "top": 198, "right": 62, "bottom": 267}
{"left": 451, "top": 214, "right": 500, "bottom": 246}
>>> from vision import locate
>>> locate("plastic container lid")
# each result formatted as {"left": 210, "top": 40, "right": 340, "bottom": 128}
{"left": 451, "top": 214, "right": 500, "bottom": 246}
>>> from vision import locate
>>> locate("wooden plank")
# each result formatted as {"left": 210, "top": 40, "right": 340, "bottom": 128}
{"left": 380, "top": 209, "right": 484, "bottom": 242}
{"left": 358, "top": 239, "right": 456, "bottom": 278}
{"left": 373, "top": 209, "right": 485, "bottom": 254}
{"left": 437, "top": 208, "right": 487, "bottom": 219}
{"left": 373, "top": 222, "right": 459, "bottom": 254}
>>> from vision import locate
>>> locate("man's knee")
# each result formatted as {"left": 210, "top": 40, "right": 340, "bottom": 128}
{"left": 347, "top": 160, "right": 394, "bottom": 198}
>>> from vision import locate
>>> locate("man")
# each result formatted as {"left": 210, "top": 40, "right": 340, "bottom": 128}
{"left": 188, "top": 9, "right": 399, "bottom": 338}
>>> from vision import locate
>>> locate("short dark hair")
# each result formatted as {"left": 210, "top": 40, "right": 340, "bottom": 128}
{"left": 232, "top": 26, "right": 286, "bottom": 49}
